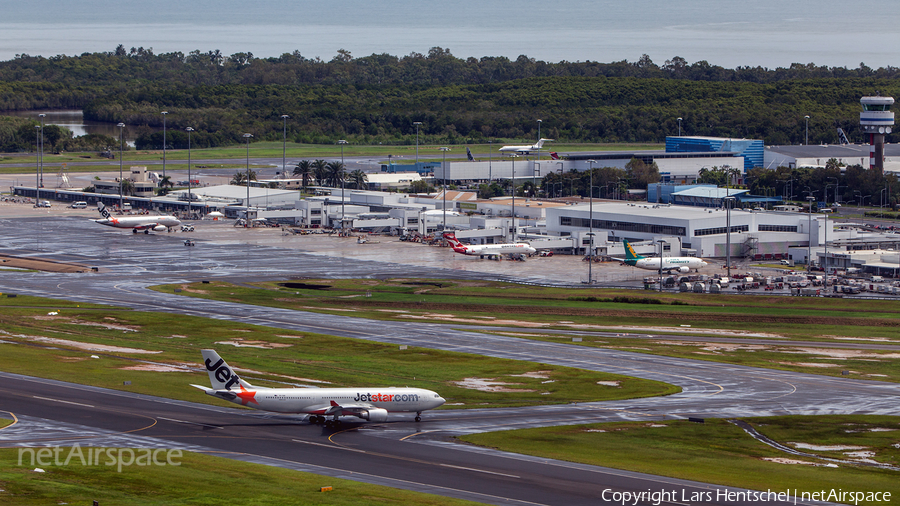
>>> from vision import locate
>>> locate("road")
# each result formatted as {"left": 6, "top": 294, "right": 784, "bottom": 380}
{"left": 0, "top": 216, "right": 897, "bottom": 505}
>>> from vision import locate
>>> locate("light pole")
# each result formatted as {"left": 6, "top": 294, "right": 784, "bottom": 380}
{"left": 244, "top": 133, "right": 253, "bottom": 220}
{"left": 804, "top": 115, "right": 810, "bottom": 145}
{"left": 806, "top": 195, "right": 816, "bottom": 273}
{"left": 281, "top": 115, "right": 289, "bottom": 179}
{"left": 440, "top": 147, "right": 450, "bottom": 232}
{"left": 511, "top": 154, "right": 518, "bottom": 242}
{"left": 533, "top": 162, "right": 540, "bottom": 198}
{"left": 413, "top": 122, "right": 422, "bottom": 170}
{"left": 38, "top": 113, "right": 45, "bottom": 188}
{"left": 828, "top": 177, "right": 840, "bottom": 206}
{"left": 657, "top": 239, "right": 667, "bottom": 292}
{"left": 185, "top": 127, "right": 194, "bottom": 215}
{"left": 855, "top": 191, "right": 871, "bottom": 208}
{"left": 488, "top": 139, "right": 493, "bottom": 183}
{"left": 724, "top": 196, "right": 735, "bottom": 278}
{"left": 338, "top": 139, "right": 348, "bottom": 233}
{"left": 587, "top": 160, "right": 595, "bottom": 283}
{"left": 34, "top": 125, "right": 40, "bottom": 202}
{"left": 536, "top": 119, "right": 542, "bottom": 162}
{"left": 823, "top": 209, "right": 829, "bottom": 290}
{"left": 161, "top": 111, "right": 168, "bottom": 179}
{"left": 117, "top": 122, "right": 125, "bottom": 209}
{"left": 677, "top": 117, "right": 682, "bottom": 136}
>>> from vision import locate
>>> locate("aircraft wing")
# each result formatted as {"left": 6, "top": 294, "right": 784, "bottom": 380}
{"left": 130, "top": 222, "right": 162, "bottom": 230}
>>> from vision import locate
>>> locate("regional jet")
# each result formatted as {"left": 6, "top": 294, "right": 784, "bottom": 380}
{"left": 443, "top": 232, "right": 537, "bottom": 259}
{"left": 92, "top": 203, "right": 181, "bottom": 234}
{"left": 498, "top": 138, "right": 553, "bottom": 155}
{"left": 619, "top": 239, "right": 707, "bottom": 273}
{"left": 192, "top": 350, "right": 445, "bottom": 427}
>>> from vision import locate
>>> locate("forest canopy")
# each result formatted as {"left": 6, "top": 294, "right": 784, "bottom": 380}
{"left": 1, "top": 46, "right": 899, "bottom": 151}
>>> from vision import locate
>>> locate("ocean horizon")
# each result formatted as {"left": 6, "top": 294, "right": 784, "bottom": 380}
{"left": 2, "top": 0, "right": 898, "bottom": 69}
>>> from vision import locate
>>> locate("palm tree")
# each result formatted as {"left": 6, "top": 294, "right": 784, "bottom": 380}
{"left": 311, "top": 159, "right": 328, "bottom": 186}
{"left": 159, "top": 175, "right": 174, "bottom": 189}
{"left": 293, "top": 160, "right": 312, "bottom": 187}
{"left": 326, "top": 161, "right": 346, "bottom": 188}
{"left": 230, "top": 170, "right": 257, "bottom": 186}
{"left": 120, "top": 179, "right": 135, "bottom": 196}
{"left": 348, "top": 169, "right": 368, "bottom": 190}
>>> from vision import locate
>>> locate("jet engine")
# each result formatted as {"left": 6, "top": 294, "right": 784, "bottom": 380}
{"left": 359, "top": 408, "right": 388, "bottom": 422}
{"left": 676, "top": 266, "right": 690, "bottom": 273}
{"left": 153, "top": 225, "right": 168, "bottom": 232}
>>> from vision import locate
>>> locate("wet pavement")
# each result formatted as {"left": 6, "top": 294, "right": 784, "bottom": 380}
{"left": 0, "top": 210, "right": 896, "bottom": 505}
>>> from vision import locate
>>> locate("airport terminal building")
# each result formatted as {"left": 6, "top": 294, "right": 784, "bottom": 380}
{"left": 545, "top": 201, "right": 816, "bottom": 259}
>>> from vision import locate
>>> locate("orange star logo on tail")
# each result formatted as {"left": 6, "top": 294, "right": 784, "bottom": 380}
{"left": 235, "top": 384, "right": 258, "bottom": 406}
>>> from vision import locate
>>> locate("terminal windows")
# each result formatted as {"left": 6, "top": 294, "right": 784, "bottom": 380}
{"left": 759, "top": 224, "right": 798, "bottom": 232}
{"left": 694, "top": 225, "right": 749, "bottom": 236}
{"left": 558, "top": 215, "right": 686, "bottom": 236}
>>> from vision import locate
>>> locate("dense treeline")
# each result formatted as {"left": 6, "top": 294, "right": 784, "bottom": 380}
{"left": 1, "top": 46, "right": 899, "bottom": 151}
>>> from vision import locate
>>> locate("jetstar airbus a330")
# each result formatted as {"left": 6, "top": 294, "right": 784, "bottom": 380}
{"left": 92, "top": 202, "right": 181, "bottom": 234}
{"left": 443, "top": 232, "right": 536, "bottom": 259}
{"left": 191, "top": 350, "right": 445, "bottom": 427}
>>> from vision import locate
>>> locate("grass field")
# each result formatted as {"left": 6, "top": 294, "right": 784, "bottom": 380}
{"left": 0, "top": 142, "right": 663, "bottom": 173}
{"left": 461, "top": 415, "right": 900, "bottom": 506}
{"left": 149, "top": 279, "right": 900, "bottom": 382}
{"left": 0, "top": 448, "right": 481, "bottom": 506}
{"left": 0, "top": 299, "right": 677, "bottom": 409}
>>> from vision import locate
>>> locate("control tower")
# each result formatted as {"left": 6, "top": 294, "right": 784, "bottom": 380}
{"left": 860, "top": 95, "right": 894, "bottom": 171}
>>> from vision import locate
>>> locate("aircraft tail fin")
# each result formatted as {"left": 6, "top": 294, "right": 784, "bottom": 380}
{"left": 201, "top": 349, "right": 253, "bottom": 391}
{"left": 535, "top": 138, "right": 553, "bottom": 148}
{"left": 549, "top": 152, "right": 559, "bottom": 160}
{"left": 623, "top": 239, "right": 644, "bottom": 261}
{"left": 442, "top": 232, "right": 463, "bottom": 248}
{"left": 97, "top": 202, "right": 112, "bottom": 220}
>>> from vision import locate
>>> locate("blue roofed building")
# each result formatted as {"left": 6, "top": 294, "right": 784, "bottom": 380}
{"left": 666, "top": 136, "right": 764, "bottom": 173}
{"left": 648, "top": 183, "right": 782, "bottom": 208}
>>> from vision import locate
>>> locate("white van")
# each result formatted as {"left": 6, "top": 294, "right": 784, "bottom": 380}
{"left": 69, "top": 201, "right": 87, "bottom": 209}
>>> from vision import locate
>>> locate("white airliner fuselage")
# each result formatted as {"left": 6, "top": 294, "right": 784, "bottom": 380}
{"left": 631, "top": 256, "right": 708, "bottom": 273}
{"left": 621, "top": 239, "right": 707, "bottom": 273}
{"left": 193, "top": 350, "right": 445, "bottom": 427}
{"left": 92, "top": 203, "right": 181, "bottom": 233}
{"left": 443, "top": 232, "right": 536, "bottom": 259}
{"left": 498, "top": 138, "right": 552, "bottom": 154}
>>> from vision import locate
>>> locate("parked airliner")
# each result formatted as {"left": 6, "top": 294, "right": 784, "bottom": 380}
{"left": 620, "top": 239, "right": 707, "bottom": 273}
{"left": 498, "top": 138, "right": 552, "bottom": 154}
{"left": 443, "top": 232, "right": 536, "bottom": 259}
{"left": 192, "top": 350, "right": 445, "bottom": 427}
{"left": 92, "top": 203, "right": 181, "bottom": 233}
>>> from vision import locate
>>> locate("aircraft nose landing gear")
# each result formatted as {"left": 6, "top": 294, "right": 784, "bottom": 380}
{"left": 415, "top": 411, "right": 422, "bottom": 422}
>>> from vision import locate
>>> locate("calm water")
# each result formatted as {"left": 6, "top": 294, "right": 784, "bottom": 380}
{"left": 4, "top": 110, "right": 146, "bottom": 145}
{"left": 2, "top": 0, "right": 898, "bottom": 69}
